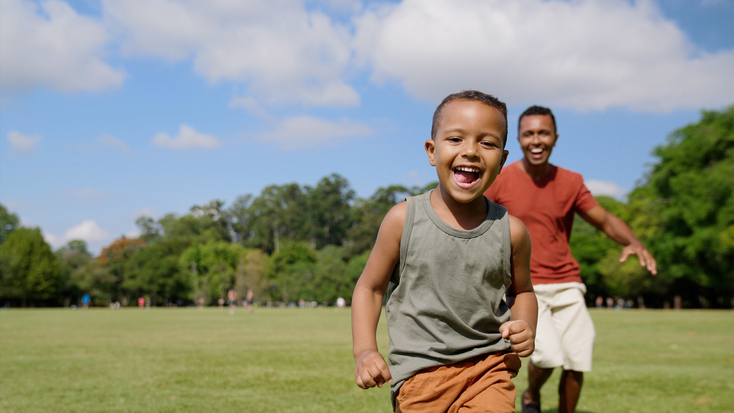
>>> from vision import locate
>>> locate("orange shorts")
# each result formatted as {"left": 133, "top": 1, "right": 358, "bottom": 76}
{"left": 395, "top": 352, "right": 521, "bottom": 413}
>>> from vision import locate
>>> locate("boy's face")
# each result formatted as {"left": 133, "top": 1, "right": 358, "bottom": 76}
{"left": 518, "top": 114, "right": 558, "bottom": 167}
{"left": 425, "top": 100, "right": 509, "bottom": 204}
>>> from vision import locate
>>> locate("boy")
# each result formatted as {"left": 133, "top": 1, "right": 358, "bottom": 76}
{"left": 352, "top": 90, "right": 538, "bottom": 413}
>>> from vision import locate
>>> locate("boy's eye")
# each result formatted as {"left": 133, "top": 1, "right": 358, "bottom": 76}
{"left": 448, "top": 137, "right": 461, "bottom": 143}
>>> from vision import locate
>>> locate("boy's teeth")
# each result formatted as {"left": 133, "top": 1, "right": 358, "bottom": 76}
{"left": 531, "top": 148, "right": 543, "bottom": 154}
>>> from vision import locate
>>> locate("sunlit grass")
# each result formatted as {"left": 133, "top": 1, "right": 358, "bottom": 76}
{"left": 1, "top": 307, "right": 732, "bottom": 412}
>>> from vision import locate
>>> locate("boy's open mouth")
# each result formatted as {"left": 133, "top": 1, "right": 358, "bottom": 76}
{"left": 453, "top": 166, "right": 480, "bottom": 186}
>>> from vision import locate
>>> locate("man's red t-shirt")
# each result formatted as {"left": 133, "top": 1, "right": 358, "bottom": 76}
{"left": 485, "top": 161, "right": 598, "bottom": 285}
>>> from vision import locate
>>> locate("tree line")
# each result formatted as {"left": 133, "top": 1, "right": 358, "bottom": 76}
{"left": 1, "top": 106, "right": 732, "bottom": 308}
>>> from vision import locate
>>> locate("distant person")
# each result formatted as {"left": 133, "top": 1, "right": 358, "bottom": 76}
{"left": 595, "top": 296, "right": 603, "bottom": 309}
{"left": 138, "top": 297, "right": 145, "bottom": 309}
{"left": 82, "top": 294, "right": 90, "bottom": 310}
{"left": 218, "top": 298, "right": 225, "bottom": 308}
{"left": 227, "top": 289, "right": 237, "bottom": 315}
{"left": 246, "top": 289, "right": 254, "bottom": 313}
{"left": 485, "top": 105, "right": 657, "bottom": 413}
{"left": 336, "top": 297, "right": 346, "bottom": 311}
{"left": 352, "top": 91, "right": 537, "bottom": 412}
{"left": 606, "top": 297, "right": 614, "bottom": 309}
{"left": 198, "top": 297, "right": 204, "bottom": 309}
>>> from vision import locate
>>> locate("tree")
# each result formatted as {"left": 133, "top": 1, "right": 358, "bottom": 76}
{"left": 227, "top": 194, "right": 254, "bottom": 245}
{"left": 345, "top": 185, "right": 413, "bottom": 257}
{"left": 0, "top": 203, "right": 20, "bottom": 244}
{"left": 303, "top": 173, "right": 356, "bottom": 249}
{"left": 98, "top": 237, "right": 146, "bottom": 303}
{"left": 235, "top": 249, "right": 269, "bottom": 303}
{"left": 248, "top": 183, "right": 307, "bottom": 253}
{"left": 56, "top": 240, "right": 95, "bottom": 306}
{"left": 180, "top": 241, "right": 243, "bottom": 304}
{"left": 642, "top": 105, "right": 734, "bottom": 306}
{"left": 0, "top": 227, "right": 62, "bottom": 306}
{"left": 124, "top": 241, "right": 190, "bottom": 306}
{"left": 264, "top": 241, "right": 316, "bottom": 303}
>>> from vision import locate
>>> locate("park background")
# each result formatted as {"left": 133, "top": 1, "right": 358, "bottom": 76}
{"left": 1, "top": 0, "right": 732, "bottom": 309}
{"left": 0, "top": 0, "right": 733, "bottom": 411}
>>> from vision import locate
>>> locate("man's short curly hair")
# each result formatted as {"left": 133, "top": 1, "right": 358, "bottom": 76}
{"left": 431, "top": 90, "right": 508, "bottom": 148}
{"left": 518, "top": 105, "right": 557, "bottom": 134}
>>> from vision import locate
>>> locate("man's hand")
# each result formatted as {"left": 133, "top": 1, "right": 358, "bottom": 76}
{"left": 499, "top": 320, "right": 535, "bottom": 357}
{"left": 620, "top": 242, "right": 657, "bottom": 275}
{"left": 354, "top": 349, "right": 392, "bottom": 389}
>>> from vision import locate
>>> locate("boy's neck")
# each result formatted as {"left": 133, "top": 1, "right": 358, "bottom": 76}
{"left": 430, "top": 187, "right": 488, "bottom": 230}
{"left": 520, "top": 157, "right": 552, "bottom": 180}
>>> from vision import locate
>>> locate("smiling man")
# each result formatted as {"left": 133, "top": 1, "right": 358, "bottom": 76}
{"left": 485, "top": 105, "right": 657, "bottom": 413}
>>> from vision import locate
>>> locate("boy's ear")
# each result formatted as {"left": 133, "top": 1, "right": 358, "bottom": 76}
{"left": 425, "top": 139, "right": 436, "bottom": 166}
{"left": 498, "top": 149, "right": 509, "bottom": 174}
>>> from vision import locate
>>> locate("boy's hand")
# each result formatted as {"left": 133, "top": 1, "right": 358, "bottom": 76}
{"left": 500, "top": 320, "right": 535, "bottom": 357}
{"left": 354, "top": 349, "right": 393, "bottom": 389}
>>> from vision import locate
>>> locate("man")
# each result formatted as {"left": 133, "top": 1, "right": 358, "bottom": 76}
{"left": 485, "top": 106, "right": 657, "bottom": 413}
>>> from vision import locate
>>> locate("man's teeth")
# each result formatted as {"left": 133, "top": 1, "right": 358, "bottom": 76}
{"left": 454, "top": 167, "right": 479, "bottom": 173}
{"left": 530, "top": 148, "right": 543, "bottom": 154}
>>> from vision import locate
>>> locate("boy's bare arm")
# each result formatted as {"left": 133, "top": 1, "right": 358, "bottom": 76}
{"left": 351, "top": 202, "right": 405, "bottom": 389}
{"left": 500, "top": 215, "right": 537, "bottom": 357}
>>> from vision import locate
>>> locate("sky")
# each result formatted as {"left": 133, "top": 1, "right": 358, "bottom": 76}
{"left": 1, "top": 0, "right": 733, "bottom": 254}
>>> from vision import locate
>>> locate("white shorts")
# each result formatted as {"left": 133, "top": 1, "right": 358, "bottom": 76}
{"left": 530, "top": 282, "right": 595, "bottom": 372}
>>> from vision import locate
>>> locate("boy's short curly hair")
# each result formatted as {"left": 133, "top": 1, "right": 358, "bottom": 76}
{"left": 431, "top": 90, "right": 508, "bottom": 147}
{"left": 518, "top": 105, "right": 557, "bottom": 134}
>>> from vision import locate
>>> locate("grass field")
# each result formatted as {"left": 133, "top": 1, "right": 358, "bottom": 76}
{"left": 1, "top": 307, "right": 732, "bottom": 413}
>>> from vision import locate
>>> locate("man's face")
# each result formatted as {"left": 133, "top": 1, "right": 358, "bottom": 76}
{"left": 425, "top": 100, "right": 508, "bottom": 204}
{"left": 518, "top": 114, "right": 558, "bottom": 167}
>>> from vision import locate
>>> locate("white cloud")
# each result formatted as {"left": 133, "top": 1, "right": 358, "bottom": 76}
{"left": 258, "top": 116, "right": 371, "bottom": 149}
{"left": 353, "top": 0, "right": 734, "bottom": 112}
{"left": 0, "top": 0, "right": 124, "bottom": 93}
{"left": 7, "top": 131, "right": 41, "bottom": 155}
{"left": 104, "top": 0, "right": 358, "bottom": 107}
{"left": 99, "top": 134, "right": 131, "bottom": 153}
{"left": 152, "top": 124, "right": 222, "bottom": 149}
{"left": 585, "top": 179, "right": 628, "bottom": 198}
{"left": 45, "top": 219, "right": 111, "bottom": 249}
{"left": 229, "top": 96, "right": 275, "bottom": 120}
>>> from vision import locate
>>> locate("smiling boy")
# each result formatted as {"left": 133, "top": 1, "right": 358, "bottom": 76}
{"left": 352, "top": 91, "right": 538, "bottom": 413}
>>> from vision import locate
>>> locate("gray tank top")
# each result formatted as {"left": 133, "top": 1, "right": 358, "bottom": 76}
{"left": 386, "top": 191, "right": 513, "bottom": 400}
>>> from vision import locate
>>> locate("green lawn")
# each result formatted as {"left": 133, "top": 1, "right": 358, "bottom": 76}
{"left": 0, "top": 308, "right": 732, "bottom": 413}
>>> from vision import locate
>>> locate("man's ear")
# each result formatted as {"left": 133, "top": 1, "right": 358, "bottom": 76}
{"left": 425, "top": 139, "right": 436, "bottom": 166}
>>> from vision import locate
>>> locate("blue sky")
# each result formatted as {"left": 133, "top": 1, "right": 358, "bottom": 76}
{"left": 1, "top": 0, "right": 733, "bottom": 254}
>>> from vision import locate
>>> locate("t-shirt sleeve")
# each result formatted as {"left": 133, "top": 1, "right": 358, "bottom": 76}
{"left": 574, "top": 182, "right": 599, "bottom": 213}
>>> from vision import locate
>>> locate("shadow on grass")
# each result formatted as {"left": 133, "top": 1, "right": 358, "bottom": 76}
{"left": 541, "top": 410, "right": 595, "bottom": 413}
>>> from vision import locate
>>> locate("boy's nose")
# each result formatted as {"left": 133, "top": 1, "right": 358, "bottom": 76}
{"left": 462, "top": 142, "right": 478, "bottom": 157}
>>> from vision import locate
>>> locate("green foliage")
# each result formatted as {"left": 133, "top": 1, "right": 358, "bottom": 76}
{"left": 180, "top": 241, "right": 244, "bottom": 304}
{"left": 303, "top": 173, "right": 356, "bottom": 249}
{"left": 265, "top": 241, "right": 317, "bottom": 302}
{"left": 643, "top": 106, "right": 734, "bottom": 297}
{"left": 0, "top": 203, "right": 20, "bottom": 244}
{"left": 56, "top": 240, "right": 95, "bottom": 305}
{"left": 0, "top": 227, "right": 62, "bottom": 306}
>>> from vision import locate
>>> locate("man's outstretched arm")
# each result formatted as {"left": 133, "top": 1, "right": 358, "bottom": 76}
{"left": 579, "top": 205, "right": 657, "bottom": 275}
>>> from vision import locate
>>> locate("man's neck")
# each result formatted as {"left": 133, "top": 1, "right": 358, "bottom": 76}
{"left": 520, "top": 158, "right": 552, "bottom": 180}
